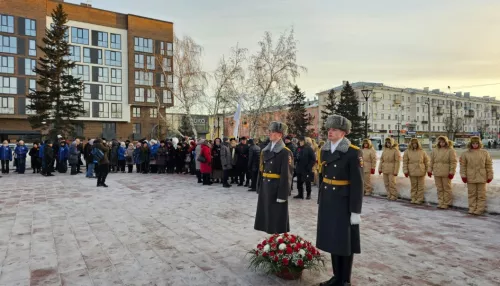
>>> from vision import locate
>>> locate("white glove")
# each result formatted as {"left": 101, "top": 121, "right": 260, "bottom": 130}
{"left": 350, "top": 213, "right": 361, "bottom": 225}
{"left": 277, "top": 199, "right": 287, "bottom": 203}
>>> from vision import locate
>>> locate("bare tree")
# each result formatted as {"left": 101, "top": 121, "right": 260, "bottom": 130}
{"left": 444, "top": 116, "right": 464, "bottom": 141}
{"left": 244, "top": 28, "right": 306, "bottom": 137}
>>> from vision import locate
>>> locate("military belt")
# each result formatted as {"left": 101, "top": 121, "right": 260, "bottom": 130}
{"left": 263, "top": 173, "right": 281, "bottom": 179}
{"left": 322, "top": 178, "right": 350, "bottom": 186}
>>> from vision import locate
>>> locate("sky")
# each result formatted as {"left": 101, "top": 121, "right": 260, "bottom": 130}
{"left": 67, "top": 0, "right": 500, "bottom": 99}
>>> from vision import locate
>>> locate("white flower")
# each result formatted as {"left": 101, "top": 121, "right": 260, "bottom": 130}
{"left": 298, "top": 249, "right": 306, "bottom": 257}
{"left": 263, "top": 244, "right": 270, "bottom": 252}
{"left": 300, "top": 240, "right": 305, "bottom": 245}
{"left": 279, "top": 243, "right": 287, "bottom": 250}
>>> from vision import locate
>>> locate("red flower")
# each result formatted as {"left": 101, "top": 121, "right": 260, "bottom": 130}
{"left": 286, "top": 247, "right": 293, "bottom": 254}
{"left": 262, "top": 240, "right": 267, "bottom": 245}
{"left": 277, "top": 238, "right": 284, "bottom": 244}
{"left": 294, "top": 245, "right": 300, "bottom": 252}
{"left": 282, "top": 258, "right": 289, "bottom": 266}
{"left": 271, "top": 243, "right": 277, "bottom": 249}
{"left": 278, "top": 250, "right": 284, "bottom": 254}
{"left": 274, "top": 256, "right": 279, "bottom": 262}
{"left": 297, "top": 259, "right": 304, "bottom": 267}
{"left": 255, "top": 250, "right": 259, "bottom": 255}
{"left": 268, "top": 238, "right": 274, "bottom": 243}
{"left": 257, "top": 244, "right": 263, "bottom": 250}
{"left": 290, "top": 237, "right": 296, "bottom": 243}
{"left": 317, "top": 251, "right": 321, "bottom": 256}
{"left": 269, "top": 251, "right": 275, "bottom": 256}
{"left": 262, "top": 252, "right": 268, "bottom": 257}
{"left": 284, "top": 233, "right": 289, "bottom": 237}
{"left": 307, "top": 254, "right": 313, "bottom": 261}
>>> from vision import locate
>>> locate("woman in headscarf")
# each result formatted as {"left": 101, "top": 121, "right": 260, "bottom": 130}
{"left": 211, "top": 138, "right": 223, "bottom": 183}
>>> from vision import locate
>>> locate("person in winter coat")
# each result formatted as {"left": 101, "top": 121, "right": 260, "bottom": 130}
{"left": 133, "top": 142, "right": 142, "bottom": 173}
{"left": 125, "top": 143, "right": 135, "bottom": 173}
{"left": 69, "top": 139, "right": 81, "bottom": 175}
{"left": 211, "top": 138, "right": 223, "bottom": 183}
{"left": 39, "top": 142, "right": 46, "bottom": 175}
{"left": 0, "top": 140, "right": 12, "bottom": 174}
{"left": 361, "top": 139, "right": 377, "bottom": 196}
{"left": 109, "top": 141, "right": 119, "bottom": 172}
{"left": 229, "top": 138, "right": 238, "bottom": 184}
{"left": 57, "top": 141, "right": 69, "bottom": 173}
{"left": 294, "top": 137, "right": 316, "bottom": 199}
{"left": 428, "top": 136, "right": 457, "bottom": 209}
{"left": 235, "top": 137, "right": 250, "bottom": 186}
{"left": 117, "top": 142, "right": 126, "bottom": 173}
{"left": 44, "top": 140, "right": 55, "bottom": 176}
{"left": 156, "top": 141, "right": 167, "bottom": 174}
{"left": 166, "top": 141, "right": 176, "bottom": 174}
{"left": 247, "top": 138, "right": 261, "bottom": 192}
{"left": 194, "top": 141, "right": 203, "bottom": 183}
{"left": 220, "top": 138, "right": 232, "bottom": 188}
{"left": 14, "top": 141, "right": 29, "bottom": 174}
{"left": 149, "top": 140, "right": 159, "bottom": 173}
{"left": 94, "top": 139, "right": 110, "bottom": 187}
{"left": 175, "top": 143, "right": 186, "bottom": 174}
{"left": 403, "top": 138, "right": 429, "bottom": 204}
{"left": 460, "top": 136, "right": 494, "bottom": 215}
{"left": 29, "top": 143, "right": 41, "bottom": 173}
{"left": 140, "top": 142, "right": 150, "bottom": 174}
{"left": 199, "top": 140, "right": 213, "bottom": 185}
{"left": 85, "top": 139, "right": 95, "bottom": 178}
{"left": 189, "top": 141, "right": 197, "bottom": 175}
{"left": 378, "top": 137, "right": 401, "bottom": 200}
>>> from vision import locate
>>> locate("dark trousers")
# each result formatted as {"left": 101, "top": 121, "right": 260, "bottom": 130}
{"left": 118, "top": 160, "right": 126, "bottom": 172}
{"left": 141, "top": 162, "right": 149, "bottom": 174}
{"left": 127, "top": 164, "right": 133, "bottom": 173}
{"left": 297, "top": 174, "right": 312, "bottom": 197}
{"left": 330, "top": 254, "right": 354, "bottom": 284}
{"left": 157, "top": 164, "right": 165, "bottom": 173}
{"left": 250, "top": 169, "right": 258, "bottom": 190}
{"left": 150, "top": 164, "right": 157, "bottom": 173}
{"left": 58, "top": 161, "right": 67, "bottom": 173}
{"left": 136, "top": 163, "right": 141, "bottom": 173}
{"left": 222, "top": 169, "right": 230, "bottom": 185}
{"left": 97, "top": 163, "right": 109, "bottom": 185}
{"left": 202, "top": 173, "right": 212, "bottom": 185}
{"left": 17, "top": 158, "right": 26, "bottom": 174}
{"left": 70, "top": 164, "right": 78, "bottom": 175}
{"left": 1, "top": 160, "right": 10, "bottom": 173}
{"left": 196, "top": 170, "right": 202, "bottom": 183}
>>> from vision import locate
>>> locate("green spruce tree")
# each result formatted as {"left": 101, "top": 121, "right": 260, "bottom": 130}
{"left": 286, "top": 85, "right": 313, "bottom": 137}
{"left": 27, "top": 4, "right": 84, "bottom": 139}
{"left": 336, "top": 81, "right": 364, "bottom": 145}
{"left": 178, "top": 115, "right": 194, "bottom": 137}
{"left": 320, "top": 89, "right": 338, "bottom": 138}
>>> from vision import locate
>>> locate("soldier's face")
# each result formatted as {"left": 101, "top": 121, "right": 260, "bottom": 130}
{"left": 439, "top": 140, "right": 446, "bottom": 147}
{"left": 269, "top": 131, "right": 282, "bottom": 142}
{"left": 327, "top": 128, "right": 344, "bottom": 142}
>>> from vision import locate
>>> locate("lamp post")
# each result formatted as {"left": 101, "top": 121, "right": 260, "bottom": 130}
{"left": 361, "top": 89, "right": 373, "bottom": 139}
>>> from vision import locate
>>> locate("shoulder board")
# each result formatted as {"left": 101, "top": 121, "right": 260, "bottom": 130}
{"left": 283, "top": 146, "right": 292, "bottom": 153}
{"left": 349, "top": 144, "right": 360, "bottom": 150}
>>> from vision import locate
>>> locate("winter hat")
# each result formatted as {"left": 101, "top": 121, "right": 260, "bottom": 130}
{"left": 268, "top": 121, "right": 288, "bottom": 135}
{"left": 248, "top": 139, "right": 254, "bottom": 145}
{"left": 151, "top": 139, "right": 157, "bottom": 145}
{"left": 325, "top": 114, "right": 351, "bottom": 134}
{"left": 120, "top": 142, "right": 126, "bottom": 147}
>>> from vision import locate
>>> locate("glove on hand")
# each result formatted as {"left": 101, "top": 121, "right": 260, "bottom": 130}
{"left": 462, "top": 177, "right": 467, "bottom": 183}
{"left": 427, "top": 172, "right": 432, "bottom": 178}
{"left": 404, "top": 173, "right": 409, "bottom": 178}
{"left": 378, "top": 171, "right": 382, "bottom": 175}
{"left": 350, "top": 213, "right": 361, "bottom": 225}
{"left": 487, "top": 178, "right": 492, "bottom": 183}
{"left": 277, "top": 199, "right": 287, "bottom": 203}
{"left": 371, "top": 169, "right": 375, "bottom": 175}
{"left": 448, "top": 174, "right": 454, "bottom": 180}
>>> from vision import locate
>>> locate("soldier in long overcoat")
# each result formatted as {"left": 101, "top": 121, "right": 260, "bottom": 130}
{"left": 254, "top": 121, "right": 294, "bottom": 235}
{"left": 317, "top": 115, "right": 363, "bottom": 286}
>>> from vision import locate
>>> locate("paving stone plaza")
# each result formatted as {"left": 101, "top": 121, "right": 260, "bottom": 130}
{"left": 0, "top": 173, "right": 499, "bottom": 286}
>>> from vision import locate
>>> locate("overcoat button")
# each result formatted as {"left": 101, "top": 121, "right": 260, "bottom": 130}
{"left": 268, "top": 179, "right": 270, "bottom": 182}
{"left": 324, "top": 186, "right": 327, "bottom": 189}
{"left": 333, "top": 176, "right": 336, "bottom": 179}
{"left": 334, "top": 165, "right": 337, "bottom": 167}
{"left": 333, "top": 187, "right": 336, "bottom": 190}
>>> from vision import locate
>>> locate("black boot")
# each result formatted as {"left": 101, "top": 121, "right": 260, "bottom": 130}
{"left": 340, "top": 255, "right": 353, "bottom": 286}
{"left": 320, "top": 255, "right": 339, "bottom": 286}
{"left": 223, "top": 183, "right": 231, "bottom": 188}
{"left": 293, "top": 194, "right": 304, "bottom": 199}
{"left": 306, "top": 192, "right": 311, "bottom": 200}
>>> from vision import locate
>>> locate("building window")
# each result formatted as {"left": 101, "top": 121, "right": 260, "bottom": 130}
{"left": 25, "top": 59, "right": 36, "bottom": 76}
{"left": 0, "top": 35, "right": 17, "bottom": 54}
{"left": 29, "top": 40, "right": 36, "bottom": 56}
{"left": 105, "top": 86, "right": 122, "bottom": 101}
{"left": 163, "top": 90, "right": 172, "bottom": 104}
{"left": 83, "top": 48, "right": 103, "bottom": 64}
{"left": 98, "top": 102, "right": 109, "bottom": 118}
{"left": 0, "top": 15, "right": 14, "bottom": 33}
{"left": 167, "top": 75, "right": 173, "bottom": 87}
{"left": 0, "top": 56, "right": 14, "bottom": 74}
{"left": 71, "top": 65, "right": 90, "bottom": 81}
{"left": 150, "top": 108, "right": 158, "bottom": 118}
{"left": 97, "top": 67, "right": 108, "bottom": 83}
{"left": 135, "top": 71, "right": 153, "bottom": 86}
{"left": 146, "top": 56, "right": 155, "bottom": 70}
{"left": 82, "top": 101, "right": 90, "bottom": 117}
{"left": 25, "top": 19, "right": 36, "bottom": 36}
{"left": 105, "top": 51, "right": 121, "bottom": 66}
{"left": 68, "top": 46, "right": 81, "bottom": 62}
{"left": 160, "top": 42, "right": 173, "bottom": 56}
{"left": 97, "top": 31, "right": 108, "bottom": 48}
{"left": 160, "top": 75, "right": 165, "bottom": 87}
{"left": 388, "top": 114, "right": 391, "bottom": 120}
{"left": 0, "top": 97, "right": 14, "bottom": 114}
{"left": 135, "top": 88, "right": 145, "bottom": 102}
{"left": 0, "top": 76, "right": 17, "bottom": 94}
{"left": 162, "top": 58, "right": 171, "bottom": 71}
{"left": 132, "top": 107, "right": 141, "bottom": 118}
{"left": 111, "top": 69, "right": 122, "bottom": 84}
{"left": 111, "top": 103, "right": 122, "bottom": 118}
{"left": 71, "top": 27, "right": 89, "bottom": 45}
{"left": 83, "top": 84, "right": 91, "bottom": 99}
{"left": 146, "top": 89, "right": 156, "bottom": 103}
{"left": 374, "top": 124, "right": 377, "bottom": 130}
{"left": 381, "top": 114, "right": 384, "bottom": 119}
{"left": 133, "top": 123, "right": 141, "bottom": 134}
{"left": 110, "top": 33, "right": 121, "bottom": 49}
{"left": 29, "top": 79, "right": 36, "bottom": 93}
{"left": 134, "top": 54, "right": 144, "bottom": 69}
{"left": 381, "top": 124, "right": 384, "bottom": 129}
{"left": 388, "top": 124, "right": 391, "bottom": 130}
{"left": 167, "top": 42, "right": 173, "bottom": 56}
{"left": 134, "top": 37, "right": 153, "bottom": 53}
{"left": 25, "top": 98, "right": 35, "bottom": 115}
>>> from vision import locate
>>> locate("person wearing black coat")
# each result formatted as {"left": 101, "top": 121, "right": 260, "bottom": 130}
{"left": 83, "top": 140, "right": 93, "bottom": 171}
{"left": 235, "top": 137, "right": 250, "bottom": 186}
{"left": 44, "top": 141, "right": 55, "bottom": 176}
{"left": 247, "top": 139, "right": 261, "bottom": 192}
{"left": 29, "top": 143, "right": 41, "bottom": 173}
{"left": 156, "top": 141, "right": 167, "bottom": 174}
{"left": 294, "top": 137, "right": 316, "bottom": 200}
{"left": 166, "top": 141, "right": 176, "bottom": 173}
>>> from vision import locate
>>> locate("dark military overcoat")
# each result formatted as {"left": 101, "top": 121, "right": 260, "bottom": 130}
{"left": 254, "top": 139, "right": 294, "bottom": 234}
{"left": 316, "top": 138, "right": 363, "bottom": 256}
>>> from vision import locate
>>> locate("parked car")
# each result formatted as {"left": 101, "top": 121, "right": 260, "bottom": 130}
{"left": 453, "top": 141, "right": 465, "bottom": 148}
{"left": 398, "top": 143, "right": 408, "bottom": 152}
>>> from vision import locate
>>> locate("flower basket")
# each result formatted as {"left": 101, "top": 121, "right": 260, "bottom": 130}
{"left": 247, "top": 233, "right": 326, "bottom": 280}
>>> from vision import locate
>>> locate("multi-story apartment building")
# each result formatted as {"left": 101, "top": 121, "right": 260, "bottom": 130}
{"left": 317, "top": 82, "right": 500, "bottom": 144}
{"left": 0, "top": 0, "right": 173, "bottom": 142}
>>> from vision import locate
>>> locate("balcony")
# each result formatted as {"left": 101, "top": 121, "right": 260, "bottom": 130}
{"left": 393, "top": 97, "right": 401, "bottom": 105}
{"left": 464, "top": 109, "right": 475, "bottom": 118}
{"left": 436, "top": 106, "right": 443, "bottom": 116}
{"left": 421, "top": 120, "right": 428, "bottom": 124}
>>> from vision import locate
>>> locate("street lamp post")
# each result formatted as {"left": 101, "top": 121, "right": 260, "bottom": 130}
{"left": 361, "top": 89, "right": 373, "bottom": 139}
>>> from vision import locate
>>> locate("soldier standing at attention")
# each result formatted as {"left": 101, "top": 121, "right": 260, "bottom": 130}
{"left": 317, "top": 115, "right": 363, "bottom": 286}
{"left": 254, "top": 121, "right": 294, "bottom": 234}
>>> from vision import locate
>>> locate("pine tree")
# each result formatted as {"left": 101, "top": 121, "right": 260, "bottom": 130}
{"left": 286, "top": 85, "right": 313, "bottom": 137}
{"left": 336, "top": 81, "right": 364, "bottom": 145}
{"left": 178, "top": 115, "right": 194, "bottom": 137}
{"left": 320, "top": 89, "right": 338, "bottom": 138}
{"left": 27, "top": 4, "right": 85, "bottom": 139}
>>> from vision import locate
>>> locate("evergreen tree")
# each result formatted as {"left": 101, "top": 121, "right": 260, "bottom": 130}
{"left": 336, "top": 81, "right": 364, "bottom": 145}
{"left": 320, "top": 89, "right": 338, "bottom": 138}
{"left": 286, "top": 85, "right": 313, "bottom": 137}
{"left": 27, "top": 4, "right": 84, "bottom": 140}
{"left": 178, "top": 115, "right": 194, "bottom": 137}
